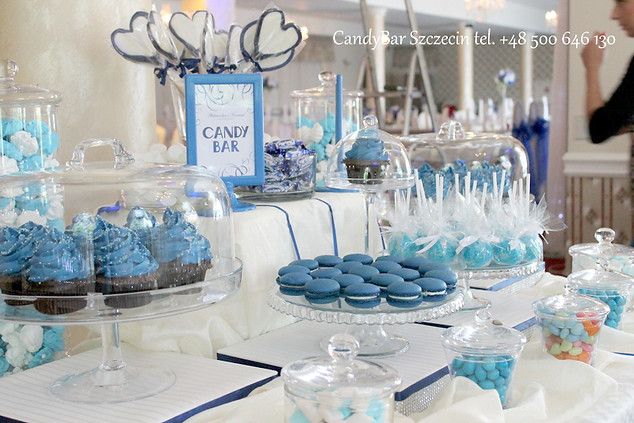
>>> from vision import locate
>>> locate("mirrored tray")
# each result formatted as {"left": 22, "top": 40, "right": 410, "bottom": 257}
{"left": 269, "top": 289, "right": 464, "bottom": 357}
{"left": 0, "top": 257, "right": 242, "bottom": 404}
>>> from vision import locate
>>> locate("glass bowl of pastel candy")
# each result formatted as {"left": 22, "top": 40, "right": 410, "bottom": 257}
{"left": 441, "top": 309, "right": 526, "bottom": 407}
{"left": 533, "top": 292, "right": 609, "bottom": 364}
{"left": 281, "top": 334, "right": 401, "bottom": 423}
{"left": 567, "top": 268, "right": 631, "bottom": 329}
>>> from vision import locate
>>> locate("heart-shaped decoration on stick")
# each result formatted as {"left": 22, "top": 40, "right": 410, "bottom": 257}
{"left": 147, "top": 10, "right": 181, "bottom": 64}
{"left": 111, "top": 11, "right": 159, "bottom": 65}
{"left": 169, "top": 10, "right": 208, "bottom": 57}
{"left": 202, "top": 14, "right": 228, "bottom": 71}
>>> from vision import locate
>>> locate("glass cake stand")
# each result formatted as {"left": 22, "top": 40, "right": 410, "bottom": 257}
{"left": 0, "top": 257, "right": 242, "bottom": 404}
{"left": 457, "top": 260, "right": 545, "bottom": 304}
{"left": 269, "top": 289, "right": 464, "bottom": 357}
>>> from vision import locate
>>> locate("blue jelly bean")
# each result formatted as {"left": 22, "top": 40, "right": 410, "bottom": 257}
{"left": 0, "top": 357, "right": 9, "bottom": 376}
{"left": 494, "top": 377, "right": 507, "bottom": 388}
{"left": 571, "top": 323, "right": 584, "bottom": 336}
{"left": 475, "top": 366, "right": 487, "bottom": 382}
{"left": 496, "top": 360, "right": 509, "bottom": 371}
{"left": 616, "top": 296, "right": 626, "bottom": 306}
{"left": 499, "top": 367, "right": 511, "bottom": 378}
{"left": 549, "top": 325, "right": 561, "bottom": 336}
{"left": 487, "top": 369, "right": 500, "bottom": 380}
{"left": 452, "top": 358, "right": 464, "bottom": 370}
{"left": 567, "top": 334, "right": 580, "bottom": 342}
{"left": 462, "top": 361, "right": 476, "bottom": 375}
{"left": 482, "top": 360, "right": 496, "bottom": 372}
{"left": 480, "top": 380, "right": 495, "bottom": 389}
{"left": 560, "top": 328, "right": 570, "bottom": 339}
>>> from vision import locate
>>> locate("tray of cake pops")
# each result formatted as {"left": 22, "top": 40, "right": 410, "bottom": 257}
{"left": 383, "top": 172, "right": 563, "bottom": 282}
{"left": 0, "top": 139, "right": 243, "bottom": 325}
{"left": 270, "top": 252, "right": 465, "bottom": 324}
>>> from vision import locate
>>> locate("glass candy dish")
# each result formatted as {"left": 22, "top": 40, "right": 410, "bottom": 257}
{"left": 292, "top": 71, "right": 363, "bottom": 177}
{"left": 441, "top": 309, "right": 526, "bottom": 407}
{"left": 0, "top": 139, "right": 242, "bottom": 403}
{"left": 281, "top": 334, "right": 401, "bottom": 423}
{"left": 533, "top": 290, "right": 609, "bottom": 365}
{"left": 569, "top": 228, "right": 634, "bottom": 277}
{"left": 567, "top": 268, "right": 632, "bottom": 329}
{"left": 237, "top": 139, "right": 316, "bottom": 201}
{"left": 403, "top": 120, "right": 529, "bottom": 198}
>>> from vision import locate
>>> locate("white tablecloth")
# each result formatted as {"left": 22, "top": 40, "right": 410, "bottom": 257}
{"left": 116, "top": 192, "right": 382, "bottom": 357}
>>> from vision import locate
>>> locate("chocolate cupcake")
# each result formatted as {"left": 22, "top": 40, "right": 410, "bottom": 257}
{"left": 0, "top": 226, "right": 32, "bottom": 305}
{"left": 343, "top": 134, "right": 389, "bottom": 184}
{"left": 154, "top": 208, "right": 213, "bottom": 289}
{"left": 93, "top": 217, "right": 158, "bottom": 309}
{"left": 24, "top": 227, "right": 93, "bottom": 315}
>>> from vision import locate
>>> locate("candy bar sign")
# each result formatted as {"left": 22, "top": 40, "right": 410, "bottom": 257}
{"left": 185, "top": 73, "right": 264, "bottom": 186}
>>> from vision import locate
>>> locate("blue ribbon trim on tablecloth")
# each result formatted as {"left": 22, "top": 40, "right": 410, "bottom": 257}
{"left": 256, "top": 204, "right": 301, "bottom": 260}
{"left": 312, "top": 198, "right": 339, "bottom": 256}
{"left": 163, "top": 375, "right": 278, "bottom": 423}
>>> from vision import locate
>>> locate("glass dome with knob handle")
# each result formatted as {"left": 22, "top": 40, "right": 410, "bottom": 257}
{"left": 324, "top": 115, "right": 416, "bottom": 254}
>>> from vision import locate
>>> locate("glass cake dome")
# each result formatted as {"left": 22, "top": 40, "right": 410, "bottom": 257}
{"left": 403, "top": 120, "right": 529, "bottom": 197}
{"left": 569, "top": 228, "right": 634, "bottom": 276}
{"left": 0, "top": 138, "right": 240, "bottom": 322}
{"left": 324, "top": 115, "right": 416, "bottom": 192}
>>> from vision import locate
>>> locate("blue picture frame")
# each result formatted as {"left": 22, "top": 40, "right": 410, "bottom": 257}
{"left": 185, "top": 73, "right": 264, "bottom": 187}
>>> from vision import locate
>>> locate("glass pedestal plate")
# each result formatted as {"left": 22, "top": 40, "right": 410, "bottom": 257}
{"left": 269, "top": 288, "right": 464, "bottom": 357}
{"left": 0, "top": 257, "right": 242, "bottom": 404}
{"left": 457, "top": 260, "right": 545, "bottom": 302}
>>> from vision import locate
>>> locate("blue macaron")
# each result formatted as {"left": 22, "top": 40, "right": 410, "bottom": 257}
{"left": 335, "top": 261, "right": 365, "bottom": 274}
{"left": 278, "top": 265, "right": 310, "bottom": 277}
{"left": 418, "top": 262, "right": 451, "bottom": 275}
{"left": 277, "top": 272, "right": 313, "bottom": 296}
{"left": 400, "top": 256, "right": 432, "bottom": 270}
{"left": 349, "top": 265, "right": 381, "bottom": 282}
{"left": 311, "top": 267, "right": 343, "bottom": 279}
{"left": 370, "top": 273, "right": 405, "bottom": 294}
{"left": 414, "top": 277, "right": 448, "bottom": 302}
{"left": 386, "top": 281, "right": 423, "bottom": 308}
{"left": 371, "top": 260, "right": 402, "bottom": 273}
{"left": 389, "top": 267, "right": 421, "bottom": 281}
{"left": 315, "top": 255, "right": 344, "bottom": 267}
{"left": 290, "top": 259, "right": 319, "bottom": 270}
{"left": 343, "top": 253, "right": 374, "bottom": 265}
{"left": 375, "top": 255, "right": 403, "bottom": 263}
{"left": 304, "top": 278, "right": 341, "bottom": 304}
{"left": 344, "top": 283, "right": 381, "bottom": 308}
{"left": 333, "top": 274, "right": 365, "bottom": 294}
{"left": 425, "top": 269, "right": 458, "bottom": 292}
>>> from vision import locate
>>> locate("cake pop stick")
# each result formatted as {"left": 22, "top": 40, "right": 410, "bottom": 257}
{"left": 480, "top": 183, "right": 488, "bottom": 210}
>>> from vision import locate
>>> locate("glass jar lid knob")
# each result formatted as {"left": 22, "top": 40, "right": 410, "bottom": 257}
{"left": 436, "top": 120, "right": 465, "bottom": 141}
{"left": 363, "top": 115, "right": 378, "bottom": 129}
{"left": 327, "top": 334, "right": 359, "bottom": 362}
{"left": 318, "top": 71, "right": 335, "bottom": 86}
{"left": 595, "top": 228, "right": 615, "bottom": 244}
{"left": 0, "top": 59, "right": 18, "bottom": 87}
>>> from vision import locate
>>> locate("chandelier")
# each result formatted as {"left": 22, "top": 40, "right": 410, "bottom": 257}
{"left": 465, "top": 0, "right": 506, "bottom": 19}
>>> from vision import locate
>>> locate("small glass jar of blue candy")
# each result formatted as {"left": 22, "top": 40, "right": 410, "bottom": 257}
{"left": 441, "top": 309, "right": 527, "bottom": 407}
{"left": 291, "top": 72, "right": 363, "bottom": 172}
{"left": 281, "top": 334, "right": 401, "bottom": 423}
{"left": 568, "top": 267, "right": 631, "bottom": 330}
{"left": 402, "top": 120, "right": 528, "bottom": 198}
{"left": 0, "top": 59, "right": 61, "bottom": 176}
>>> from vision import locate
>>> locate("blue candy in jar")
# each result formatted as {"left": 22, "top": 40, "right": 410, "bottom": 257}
{"left": 452, "top": 355, "right": 516, "bottom": 406}
{"left": 425, "top": 237, "right": 457, "bottom": 264}
{"left": 577, "top": 288, "right": 627, "bottom": 329}
{"left": 493, "top": 239, "right": 526, "bottom": 266}
{"left": 461, "top": 240, "right": 494, "bottom": 269}
{"left": 521, "top": 234, "right": 543, "bottom": 263}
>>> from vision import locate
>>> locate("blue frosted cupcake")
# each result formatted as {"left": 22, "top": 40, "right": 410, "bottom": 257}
{"left": 25, "top": 227, "right": 93, "bottom": 314}
{"left": 0, "top": 226, "right": 33, "bottom": 304}
{"left": 343, "top": 128, "right": 389, "bottom": 184}
{"left": 154, "top": 208, "right": 213, "bottom": 289}
{"left": 93, "top": 217, "right": 158, "bottom": 308}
